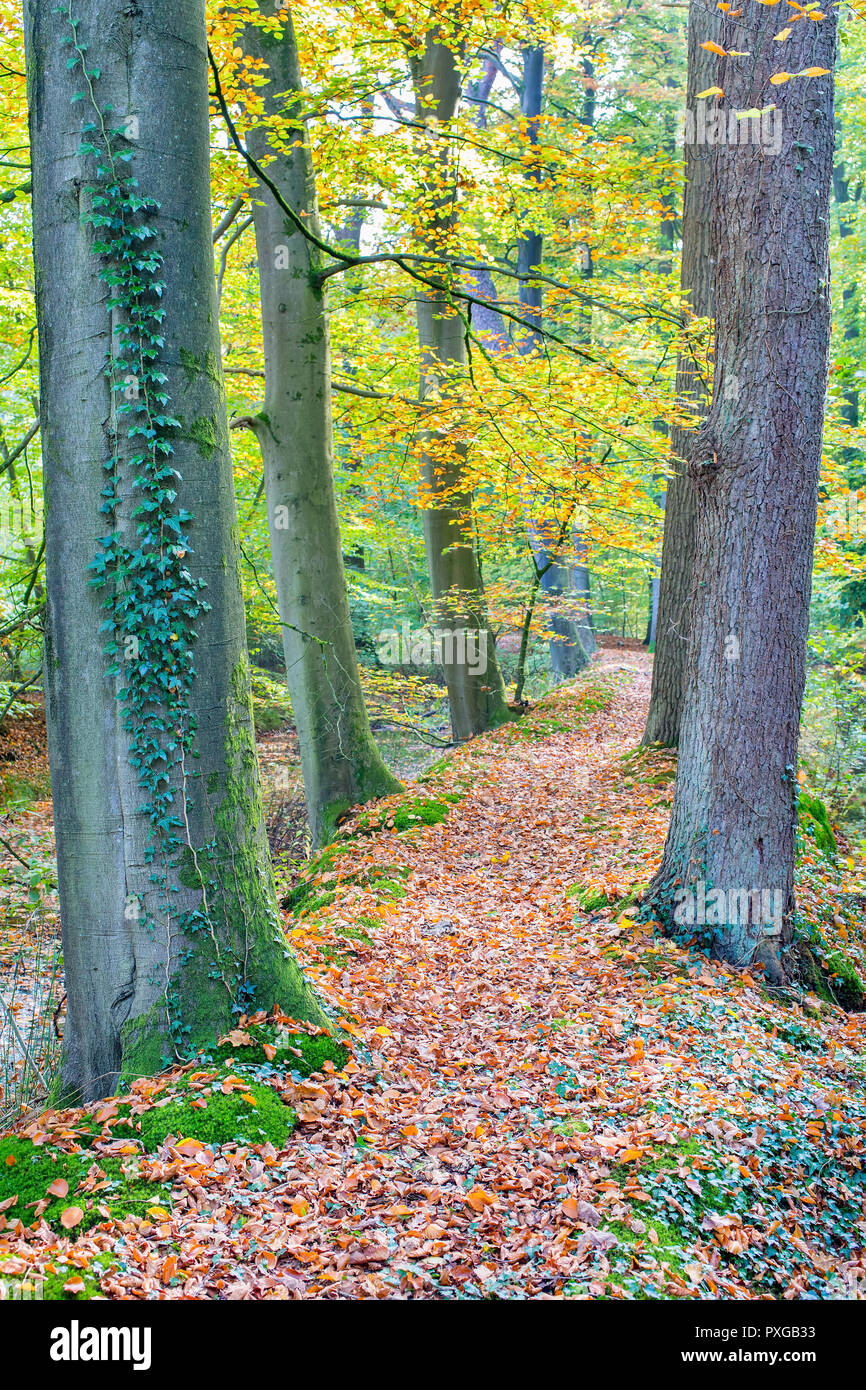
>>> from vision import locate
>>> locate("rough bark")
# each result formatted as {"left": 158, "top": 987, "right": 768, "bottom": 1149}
{"left": 646, "top": 10, "right": 837, "bottom": 974}
{"left": 410, "top": 35, "right": 511, "bottom": 741}
{"left": 26, "top": 0, "right": 325, "bottom": 1102}
{"left": 642, "top": 3, "right": 718, "bottom": 745}
{"left": 242, "top": 6, "right": 400, "bottom": 847}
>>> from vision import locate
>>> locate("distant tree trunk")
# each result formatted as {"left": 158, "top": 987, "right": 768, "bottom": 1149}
{"left": 242, "top": 6, "right": 400, "bottom": 846}
{"left": 646, "top": 11, "right": 837, "bottom": 976}
{"left": 519, "top": 42, "right": 595, "bottom": 678}
{"left": 642, "top": 3, "right": 718, "bottom": 745}
{"left": 645, "top": 571, "right": 660, "bottom": 647}
{"left": 410, "top": 35, "right": 511, "bottom": 740}
{"left": 833, "top": 148, "right": 861, "bottom": 441}
{"left": 26, "top": 0, "right": 326, "bottom": 1102}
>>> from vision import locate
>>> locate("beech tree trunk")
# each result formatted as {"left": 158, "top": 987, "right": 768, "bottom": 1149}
{"left": 642, "top": 3, "right": 718, "bottom": 745}
{"left": 410, "top": 35, "right": 511, "bottom": 741}
{"left": 519, "top": 42, "right": 595, "bottom": 678}
{"left": 242, "top": 6, "right": 400, "bottom": 847}
{"left": 646, "top": 10, "right": 837, "bottom": 974}
{"left": 26, "top": 0, "right": 325, "bottom": 1103}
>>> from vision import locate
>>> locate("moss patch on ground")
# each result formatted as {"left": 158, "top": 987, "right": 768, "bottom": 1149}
{"left": 283, "top": 848, "right": 410, "bottom": 917}
{"left": 798, "top": 792, "right": 837, "bottom": 858}
{"left": 208, "top": 1022, "right": 349, "bottom": 1077}
{"left": 0, "top": 1136, "right": 171, "bottom": 1234}
{"left": 347, "top": 796, "right": 453, "bottom": 837}
{"left": 134, "top": 1079, "right": 295, "bottom": 1151}
{"left": 0, "top": 1251, "right": 118, "bottom": 1301}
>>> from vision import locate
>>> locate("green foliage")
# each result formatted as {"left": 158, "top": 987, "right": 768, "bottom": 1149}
{"left": 249, "top": 667, "right": 292, "bottom": 734}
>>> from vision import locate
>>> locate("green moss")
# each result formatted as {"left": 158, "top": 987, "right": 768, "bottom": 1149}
{"left": 179, "top": 346, "right": 200, "bottom": 385}
{"left": 320, "top": 799, "right": 353, "bottom": 843}
{"left": 0, "top": 1136, "right": 171, "bottom": 1234}
{"left": 208, "top": 1023, "right": 349, "bottom": 1077}
{"left": 119, "top": 1003, "right": 171, "bottom": 1090}
{"left": 798, "top": 793, "right": 836, "bottom": 857}
{"left": 136, "top": 1080, "right": 295, "bottom": 1151}
{"left": 392, "top": 798, "right": 448, "bottom": 832}
{"left": 282, "top": 849, "right": 410, "bottom": 916}
{"left": 347, "top": 797, "right": 450, "bottom": 837}
{"left": 824, "top": 950, "right": 866, "bottom": 1010}
{"left": 604, "top": 1213, "right": 690, "bottom": 1290}
{"left": 188, "top": 414, "right": 219, "bottom": 460}
{"left": 0, "top": 1251, "right": 117, "bottom": 1302}
{"left": 567, "top": 883, "right": 613, "bottom": 912}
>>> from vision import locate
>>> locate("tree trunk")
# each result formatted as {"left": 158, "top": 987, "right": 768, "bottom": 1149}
{"left": 519, "top": 42, "right": 596, "bottom": 677}
{"left": 242, "top": 6, "right": 400, "bottom": 847}
{"left": 642, "top": 3, "right": 718, "bottom": 745}
{"left": 645, "top": 11, "right": 837, "bottom": 975}
{"left": 26, "top": 0, "right": 325, "bottom": 1103}
{"left": 410, "top": 36, "right": 511, "bottom": 741}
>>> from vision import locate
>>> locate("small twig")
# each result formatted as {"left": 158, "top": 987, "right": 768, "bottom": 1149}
{"left": 0, "top": 831, "right": 29, "bottom": 867}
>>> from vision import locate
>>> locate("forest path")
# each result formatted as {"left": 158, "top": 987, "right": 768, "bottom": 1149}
{"left": 214, "top": 650, "right": 860, "bottom": 1300}
{"left": 231, "top": 654, "right": 668, "bottom": 1297}
{"left": 11, "top": 652, "right": 865, "bottom": 1300}
{"left": 175, "top": 651, "right": 699, "bottom": 1298}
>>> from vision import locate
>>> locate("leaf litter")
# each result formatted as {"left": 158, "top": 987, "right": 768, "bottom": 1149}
{"left": 1, "top": 651, "right": 864, "bottom": 1300}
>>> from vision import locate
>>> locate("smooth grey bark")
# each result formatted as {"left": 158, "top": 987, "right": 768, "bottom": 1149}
{"left": 518, "top": 42, "right": 595, "bottom": 678}
{"left": 241, "top": 6, "right": 399, "bottom": 847}
{"left": 642, "top": 2, "right": 718, "bottom": 745}
{"left": 646, "top": 10, "right": 837, "bottom": 974}
{"left": 26, "top": 0, "right": 325, "bottom": 1102}
{"left": 410, "top": 35, "right": 511, "bottom": 741}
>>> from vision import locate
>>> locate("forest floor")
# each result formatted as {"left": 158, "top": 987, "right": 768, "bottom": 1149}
{"left": 1, "top": 651, "right": 865, "bottom": 1299}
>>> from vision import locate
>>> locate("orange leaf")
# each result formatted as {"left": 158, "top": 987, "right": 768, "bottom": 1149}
{"left": 561, "top": 1196, "right": 580, "bottom": 1219}
{"left": 700, "top": 40, "right": 728, "bottom": 54}
{"left": 770, "top": 72, "right": 793, "bottom": 84}
{"left": 466, "top": 1187, "right": 495, "bottom": 1211}
{"left": 60, "top": 1206, "right": 84, "bottom": 1230}
{"left": 47, "top": 1178, "right": 69, "bottom": 1199}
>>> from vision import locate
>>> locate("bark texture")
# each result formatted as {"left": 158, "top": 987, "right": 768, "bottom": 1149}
{"left": 411, "top": 35, "right": 511, "bottom": 741}
{"left": 26, "top": 0, "right": 325, "bottom": 1102}
{"left": 646, "top": 10, "right": 837, "bottom": 973}
{"left": 242, "top": 6, "right": 400, "bottom": 847}
{"left": 643, "top": 2, "right": 718, "bottom": 745}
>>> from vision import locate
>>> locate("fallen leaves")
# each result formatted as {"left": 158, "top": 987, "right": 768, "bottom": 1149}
{"left": 2, "top": 654, "right": 865, "bottom": 1301}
